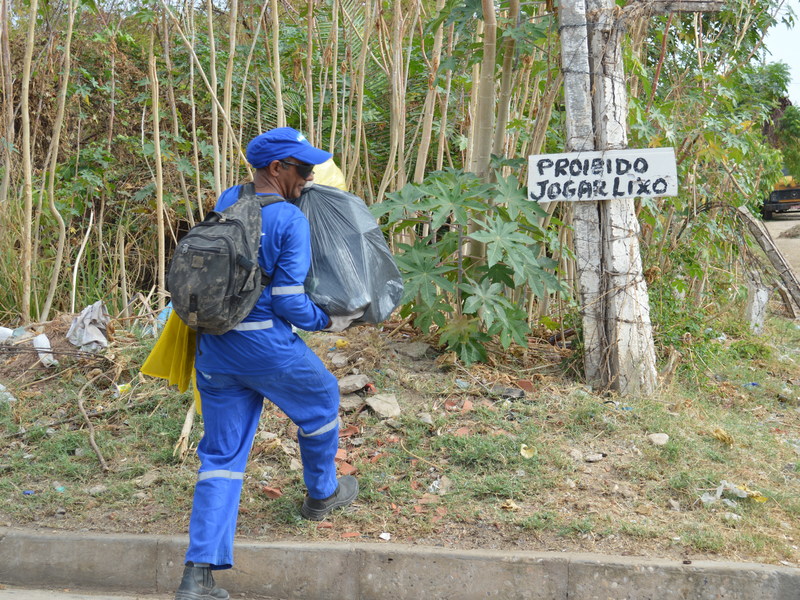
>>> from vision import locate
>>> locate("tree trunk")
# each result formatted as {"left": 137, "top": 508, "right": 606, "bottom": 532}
{"left": 558, "top": 0, "right": 605, "bottom": 387}
{"left": 491, "top": 0, "right": 519, "bottom": 159}
{"left": 588, "top": 0, "right": 657, "bottom": 395}
{"left": 271, "top": 0, "right": 286, "bottom": 128}
{"left": 0, "top": 0, "right": 14, "bottom": 205}
{"left": 19, "top": 0, "right": 40, "bottom": 322}
{"left": 41, "top": 0, "right": 76, "bottom": 322}
{"left": 150, "top": 31, "right": 167, "bottom": 312}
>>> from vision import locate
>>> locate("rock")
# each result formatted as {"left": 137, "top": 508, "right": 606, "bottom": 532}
{"left": 330, "top": 352, "right": 349, "bottom": 369}
{"left": 569, "top": 449, "right": 584, "bottom": 461}
{"left": 338, "top": 374, "right": 371, "bottom": 395}
{"left": 339, "top": 394, "right": 364, "bottom": 412}
{"left": 87, "top": 485, "right": 108, "bottom": 496}
{"left": 366, "top": 393, "right": 401, "bottom": 418}
{"left": 668, "top": 498, "right": 681, "bottom": 511}
{"left": 584, "top": 452, "right": 605, "bottom": 463}
{"left": 648, "top": 433, "right": 669, "bottom": 446}
{"left": 418, "top": 412, "right": 434, "bottom": 425}
{"left": 385, "top": 418, "right": 403, "bottom": 429}
{"left": 289, "top": 458, "right": 303, "bottom": 471}
{"left": 136, "top": 470, "right": 162, "bottom": 489}
{"left": 490, "top": 384, "right": 525, "bottom": 399}
{"left": 393, "top": 341, "right": 431, "bottom": 359}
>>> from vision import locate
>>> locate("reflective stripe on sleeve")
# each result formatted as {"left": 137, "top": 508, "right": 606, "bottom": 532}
{"left": 272, "top": 285, "right": 305, "bottom": 295}
{"left": 298, "top": 417, "right": 339, "bottom": 438}
{"left": 232, "top": 319, "right": 273, "bottom": 331}
{"left": 197, "top": 470, "right": 245, "bottom": 482}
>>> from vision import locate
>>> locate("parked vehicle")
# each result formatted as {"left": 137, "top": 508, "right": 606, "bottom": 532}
{"left": 762, "top": 175, "right": 800, "bottom": 219}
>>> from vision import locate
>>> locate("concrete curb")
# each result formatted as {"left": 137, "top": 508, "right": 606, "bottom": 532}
{"left": 0, "top": 527, "right": 798, "bottom": 599}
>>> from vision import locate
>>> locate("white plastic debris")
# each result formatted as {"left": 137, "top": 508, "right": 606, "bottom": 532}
{"left": 32, "top": 334, "right": 59, "bottom": 367}
{"left": 0, "top": 326, "right": 12, "bottom": 343}
{"left": 379, "top": 532, "right": 391, "bottom": 541}
{"left": 0, "top": 382, "right": 17, "bottom": 403}
{"left": 66, "top": 300, "right": 110, "bottom": 351}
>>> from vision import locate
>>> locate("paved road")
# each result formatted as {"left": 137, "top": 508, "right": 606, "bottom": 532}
{"left": 765, "top": 213, "right": 800, "bottom": 275}
{"left": 0, "top": 589, "right": 171, "bottom": 600}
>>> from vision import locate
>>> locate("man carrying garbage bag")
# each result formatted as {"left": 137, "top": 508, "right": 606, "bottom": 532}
{"left": 174, "top": 127, "right": 362, "bottom": 600}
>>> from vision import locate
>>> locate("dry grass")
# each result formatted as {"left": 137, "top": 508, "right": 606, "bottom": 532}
{"left": 0, "top": 314, "right": 799, "bottom": 567}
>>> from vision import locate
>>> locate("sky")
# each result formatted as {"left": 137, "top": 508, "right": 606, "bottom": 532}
{"left": 764, "top": 1, "right": 800, "bottom": 105}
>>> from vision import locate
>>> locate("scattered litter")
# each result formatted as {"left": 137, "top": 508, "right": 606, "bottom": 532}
{"left": 520, "top": 444, "right": 536, "bottom": 459}
{"left": 711, "top": 428, "right": 734, "bottom": 446}
{"left": 604, "top": 400, "right": 633, "bottom": 411}
{"left": 66, "top": 300, "right": 111, "bottom": 351}
{"left": 115, "top": 383, "right": 132, "bottom": 397}
{"left": 335, "top": 339, "right": 349, "bottom": 349}
{"left": 647, "top": 433, "right": 669, "bottom": 446}
{"left": 668, "top": 499, "right": 681, "bottom": 511}
{"left": 500, "top": 499, "right": 520, "bottom": 511}
{"left": 0, "top": 383, "right": 17, "bottom": 403}
{"left": 454, "top": 379, "right": 470, "bottom": 390}
{"left": 426, "top": 476, "right": 452, "bottom": 496}
{"left": 379, "top": 532, "right": 391, "bottom": 541}
{"left": 700, "top": 480, "right": 768, "bottom": 507}
{"left": 0, "top": 326, "right": 12, "bottom": 343}
{"left": 743, "top": 382, "right": 760, "bottom": 388}
{"left": 722, "top": 512, "right": 742, "bottom": 522}
{"left": 33, "top": 333, "right": 58, "bottom": 367}
{"left": 22, "top": 490, "right": 34, "bottom": 496}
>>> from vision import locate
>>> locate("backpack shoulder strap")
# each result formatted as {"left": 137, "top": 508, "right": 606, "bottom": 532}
{"left": 239, "top": 182, "right": 285, "bottom": 207}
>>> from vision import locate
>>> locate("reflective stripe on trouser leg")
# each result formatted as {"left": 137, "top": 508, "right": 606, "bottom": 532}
{"left": 298, "top": 424, "right": 340, "bottom": 500}
{"left": 230, "top": 345, "right": 340, "bottom": 500}
{"left": 187, "top": 373, "right": 264, "bottom": 569}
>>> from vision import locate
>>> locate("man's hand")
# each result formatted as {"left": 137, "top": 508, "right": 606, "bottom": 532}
{"left": 324, "top": 309, "right": 365, "bottom": 332}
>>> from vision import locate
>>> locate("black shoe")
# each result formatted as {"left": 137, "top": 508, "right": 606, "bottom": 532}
{"left": 301, "top": 475, "right": 359, "bottom": 521}
{"left": 175, "top": 562, "right": 229, "bottom": 600}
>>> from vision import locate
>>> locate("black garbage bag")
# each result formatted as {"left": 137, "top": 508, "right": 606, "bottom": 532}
{"left": 292, "top": 184, "right": 404, "bottom": 324}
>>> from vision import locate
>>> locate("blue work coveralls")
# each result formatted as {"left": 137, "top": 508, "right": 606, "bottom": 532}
{"left": 187, "top": 185, "right": 339, "bottom": 569}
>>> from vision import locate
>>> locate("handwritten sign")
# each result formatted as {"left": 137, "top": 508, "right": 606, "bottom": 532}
{"left": 527, "top": 148, "right": 678, "bottom": 203}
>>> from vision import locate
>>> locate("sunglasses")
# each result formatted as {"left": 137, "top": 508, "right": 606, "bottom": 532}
{"left": 280, "top": 159, "right": 315, "bottom": 180}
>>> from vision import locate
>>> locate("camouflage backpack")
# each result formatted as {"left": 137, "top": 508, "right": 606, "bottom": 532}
{"left": 166, "top": 183, "right": 284, "bottom": 334}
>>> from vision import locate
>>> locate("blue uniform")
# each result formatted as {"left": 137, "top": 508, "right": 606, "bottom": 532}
{"left": 187, "top": 185, "right": 339, "bottom": 569}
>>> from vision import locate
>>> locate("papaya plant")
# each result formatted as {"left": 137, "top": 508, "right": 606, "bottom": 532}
{"left": 372, "top": 166, "right": 568, "bottom": 364}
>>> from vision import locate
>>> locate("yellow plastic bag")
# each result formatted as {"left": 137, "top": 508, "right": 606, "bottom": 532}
{"left": 313, "top": 158, "right": 347, "bottom": 191}
{"left": 141, "top": 311, "right": 202, "bottom": 415}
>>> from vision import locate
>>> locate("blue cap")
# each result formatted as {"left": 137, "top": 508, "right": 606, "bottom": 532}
{"left": 246, "top": 127, "right": 332, "bottom": 169}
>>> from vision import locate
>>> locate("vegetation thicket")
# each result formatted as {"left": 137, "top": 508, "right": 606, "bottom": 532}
{"left": 0, "top": 0, "right": 798, "bottom": 365}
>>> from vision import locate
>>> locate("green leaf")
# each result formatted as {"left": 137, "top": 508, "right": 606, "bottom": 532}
{"left": 394, "top": 242, "right": 457, "bottom": 307}
{"left": 467, "top": 215, "right": 532, "bottom": 268}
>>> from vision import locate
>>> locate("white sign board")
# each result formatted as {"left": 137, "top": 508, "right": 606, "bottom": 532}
{"left": 527, "top": 148, "right": 678, "bottom": 203}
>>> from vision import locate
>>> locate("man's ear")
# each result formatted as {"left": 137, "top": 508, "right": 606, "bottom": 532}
{"left": 267, "top": 160, "right": 284, "bottom": 177}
